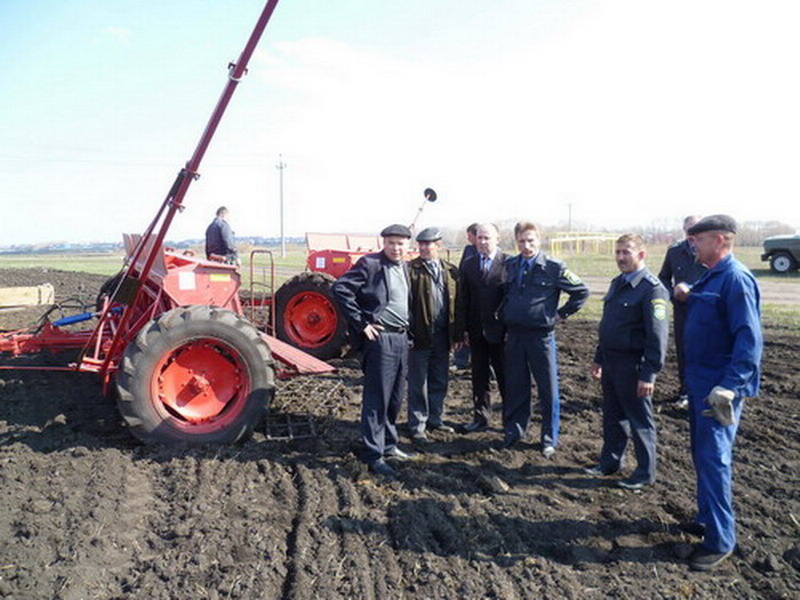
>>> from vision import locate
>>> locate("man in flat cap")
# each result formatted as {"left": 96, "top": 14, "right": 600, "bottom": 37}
{"left": 673, "top": 214, "right": 762, "bottom": 571}
{"left": 406, "top": 227, "right": 460, "bottom": 443}
{"left": 333, "top": 223, "right": 417, "bottom": 478}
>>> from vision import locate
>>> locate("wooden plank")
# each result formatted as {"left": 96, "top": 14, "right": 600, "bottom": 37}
{"left": 0, "top": 284, "right": 55, "bottom": 308}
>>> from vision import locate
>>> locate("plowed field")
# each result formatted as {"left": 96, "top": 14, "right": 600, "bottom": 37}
{"left": 1, "top": 268, "right": 798, "bottom": 599}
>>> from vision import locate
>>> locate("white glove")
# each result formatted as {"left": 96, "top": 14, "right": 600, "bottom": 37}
{"left": 702, "top": 386, "right": 736, "bottom": 426}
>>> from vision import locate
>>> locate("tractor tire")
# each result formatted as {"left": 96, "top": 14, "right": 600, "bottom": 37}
{"left": 96, "top": 271, "right": 125, "bottom": 312}
{"left": 274, "top": 272, "right": 348, "bottom": 360}
{"left": 116, "top": 305, "right": 275, "bottom": 445}
{"left": 769, "top": 252, "right": 797, "bottom": 274}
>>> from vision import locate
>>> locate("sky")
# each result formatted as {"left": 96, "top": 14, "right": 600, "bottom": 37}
{"left": 1, "top": 0, "right": 798, "bottom": 245}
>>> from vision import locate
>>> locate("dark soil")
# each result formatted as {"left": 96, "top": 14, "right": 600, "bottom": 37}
{"left": 0, "top": 268, "right": 798, "bottom": 599}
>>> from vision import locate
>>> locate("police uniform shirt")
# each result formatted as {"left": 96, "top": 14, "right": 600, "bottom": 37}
{"left": 595, "top": 268, "right": 670, "bottom": 383}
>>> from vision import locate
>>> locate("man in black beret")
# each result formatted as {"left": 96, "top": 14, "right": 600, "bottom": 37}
{"left": 407, "top": 227, "right": 460, "bottom": 443}
{"left": 673, "top": 213, "right": 763, "bottom": 571}
{"left": 333, "top": 223, "right": 417, "bottom": 478}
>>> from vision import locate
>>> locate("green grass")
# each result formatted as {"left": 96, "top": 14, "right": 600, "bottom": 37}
{"left": 2, "top": 242, "right": 797, "bottom": 327}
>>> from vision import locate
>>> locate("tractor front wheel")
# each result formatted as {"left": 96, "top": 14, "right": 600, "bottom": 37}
{"left": 116, "top": 306, "right": 274, "bottom": 445}
{"left": 275, "top": 272, "right": 347, "bottom": 360}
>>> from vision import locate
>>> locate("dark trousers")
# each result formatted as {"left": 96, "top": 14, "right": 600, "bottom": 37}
{"left": 360, "top": 331, "right": 408, "bottom": 463}
{"left": 598, "top": 351, "right": 657, "bottom": 483}
{"left": 504, "top": 329, "right": 560, "bottom": 447}
{"left": 687, "top": 372, "right": 742, "bottom": 553}
{"left": 673, "top": 305, "right": 687, "bottom": 395}
{"left": 469, "top": 331, "right": 505, "bottom": 425}
{"left": 407, "top": 330, "right": 450, "bottom": 433}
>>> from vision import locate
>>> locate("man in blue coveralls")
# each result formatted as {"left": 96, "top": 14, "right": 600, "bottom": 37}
{"left": 586, "top": 234, "right": 669, "bottom": 489}
{"left": 673, "top": 214, "right": 762, "bottom": 571}
{"left": 205, "top": 206, "right": 239, "bottom": 264}
{"left": 332, "top": 224, "right": 418, "bottom": 478}
{"left": 501, "top": 221, "right": 589, "bottom": 456}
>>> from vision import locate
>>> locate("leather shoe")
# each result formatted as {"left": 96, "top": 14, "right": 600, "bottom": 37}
{"left": 384, "top": 447, "right": 418, "bottom": 461}
{"left": 496, "top": 437, "right": 519, "bottom": 450}
{"left": 461, "top": 421, "right": 488, "bottom": 433}
{"left": 584, "top": 464, "right": 617, "bottom": 476}
{"left": 428, "top": 423, "right": 456, "bottom": 434}
{"left": 410, "top": 431, "right": 428, "bottom": 444}
{"left": 368, "top": 459, "right": 397, "bottom": 478}
{"left": 617, "top": 478, "right": 649, "bottom": 490}
{"left": 689, "top": 545, "right": 733, "bottom": 571}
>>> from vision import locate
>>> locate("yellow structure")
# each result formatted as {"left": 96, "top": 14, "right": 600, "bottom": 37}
{"left": 548, "top": 232, "right": 618, "bottom": 257}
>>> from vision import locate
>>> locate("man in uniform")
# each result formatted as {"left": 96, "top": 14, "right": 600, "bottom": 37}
{"left": 407, "top": 227, "right": 460, "bottom": 443}
{"left": 332, "top": 224, "right": 417, "bottom": 478}
{"left": 658, "top": 215, "right": 706, "bottom": 407}
{"left": 205, "top": 206, "right": 238, "bottom": 264}
{"left": 586, "top": 234, "right": 669, "bottom": 489}
{"left": 455, "top": 223, "right": 507, "bottom": 433}
{"left": 502, "top": 221, "right": 589, "bottom": 456}
{"left": 674, "top": 215, "right": 762, "bottom": 571}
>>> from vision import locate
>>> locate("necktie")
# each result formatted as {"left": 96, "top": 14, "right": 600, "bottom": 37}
{"left": 481, "top": 255, "right": 490, "bottom": 275}
{"left": 519, "top": 259, "right": 529, "bottom": 287}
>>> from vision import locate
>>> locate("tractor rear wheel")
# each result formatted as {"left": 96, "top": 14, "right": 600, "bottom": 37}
{"left": 275, "top": 272, "right": 347, "bottom": 360}
{"left": 116, "top": 306, "right": 275, "bottom": 445}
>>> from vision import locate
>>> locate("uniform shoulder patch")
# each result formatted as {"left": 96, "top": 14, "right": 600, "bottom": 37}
{"left": 651, "top": 298, "right": 667, "bottom": 321}
{"left": 644, "top": 272, "right": 660, "bottom": 286}
{"left": 564, "top": 269, "right": 583, "bottom": 285}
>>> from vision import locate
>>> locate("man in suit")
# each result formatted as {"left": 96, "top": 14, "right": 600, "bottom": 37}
{"left": 455, "top": 223, "right": 508, "bottom": 433}
{"left": 332, "top": 224, "right": 417, "bottom": 478}
{"left": 502, "top": 221, "right": 589, "bottom": 456}
{"left": 454, "top": 222, "right": 479, "bottom": 369}
{"left": 658, "top": 215, "right": 707, "bottom": 408}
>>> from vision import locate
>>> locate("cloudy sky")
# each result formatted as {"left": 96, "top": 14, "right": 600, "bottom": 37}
{"left": 1, "top": 0, "right": 798, "bottom": 245}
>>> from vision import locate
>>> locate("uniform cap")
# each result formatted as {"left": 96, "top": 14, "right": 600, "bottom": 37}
{"left": 416, "top": 226, "right": 442, "bottom": 242}
{"left": 380, "top": 223, "right": 412, "bottom": 238}
{"left": 687, "top": 214, "right": 737, "bottom": 235}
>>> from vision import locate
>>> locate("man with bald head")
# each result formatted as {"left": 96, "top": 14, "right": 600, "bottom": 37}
{"left": 455, "top": 223, "right": 508, "bottom": 433}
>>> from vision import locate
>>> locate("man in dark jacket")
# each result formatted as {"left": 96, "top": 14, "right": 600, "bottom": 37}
{"left": 455, "top": 223, "right": 508, "bottom": 433}
{"left": 332, "top": 224, "right": 417, "bottom": 478}
{"left": 502, "top": 221, "right": 589, "bottom": 456}
{"left": 586, "top": 234, "right": 669, "bottom": 490}
{"left": 406, "top": 227, "right": 460, "bottom": 443}
{"left": 658, "top": 215, "right": 706, "bottom": 407}
{"left": 205, "top": 206, "right": 238, "bottom": 264}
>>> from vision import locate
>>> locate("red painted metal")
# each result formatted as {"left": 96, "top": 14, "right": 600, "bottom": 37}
{"left": 153, "top": 338, "right": 247, "bottom": 424}
{"left": 281, "top": 290, "right": 339, "bottom": 348}
{"left": 0, "top": 0, "right": 334, "bottom": 381}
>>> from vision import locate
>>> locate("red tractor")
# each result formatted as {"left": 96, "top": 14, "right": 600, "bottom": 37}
{"left": 0, "top": 0, "right": 335, "bottom": 445}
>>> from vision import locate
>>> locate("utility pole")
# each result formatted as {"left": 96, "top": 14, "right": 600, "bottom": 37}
{"left": 568, "top": 202, "right": 573, "bottom": 232}
{"left": 276, "top": 154, "right": 286, "bottom": 258}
